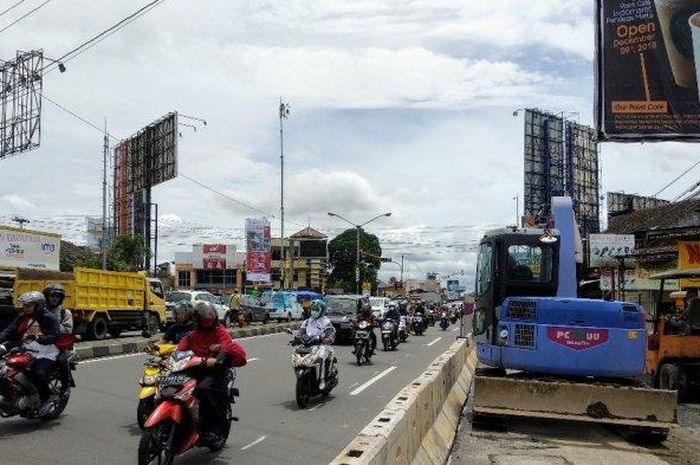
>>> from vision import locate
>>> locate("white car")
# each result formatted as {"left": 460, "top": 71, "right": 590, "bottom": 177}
{"left": 166, "top": 290, "right": 233, "bottom": 326}
{"left": 370, "top": 297, "right": 390, "bottom": 319}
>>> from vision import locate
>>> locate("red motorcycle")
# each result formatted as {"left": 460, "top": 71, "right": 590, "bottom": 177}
{"left": 138, "top": 350, "right": 239, "bottom": 465}
{"left": 0, "top": 346, "right": 75, "bottom": 420}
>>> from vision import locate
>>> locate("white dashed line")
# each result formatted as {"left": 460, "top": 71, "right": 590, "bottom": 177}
{"left": 350, "top": 366, "right": 397, "bottom": 396}
{"left": 452, "top": 327, "right": 459, "bottom": 332}
{"left": 247, "top": 357, "right": 259, "bottom": 362}
{"left": 241, "top": 435, "right": 267, "bottom": 451}
{"left": 308, "top": 402, "right": 325, "bottom": 412}
{"left": 426, "top": 337, "right": 442, "bottom": 347}
{"left": 78, "top": 353, "right": 144, "bottom": 365}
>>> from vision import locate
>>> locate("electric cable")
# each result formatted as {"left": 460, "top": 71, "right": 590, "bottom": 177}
{"left": 0, "top": 0, "right": 26, "bottom": 19}
{"left": 0, "top": 0, "right": 50, "bottom": 35}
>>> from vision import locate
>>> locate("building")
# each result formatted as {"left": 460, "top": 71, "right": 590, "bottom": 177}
{"left": 271, "top": 227, "right": 328, "bottom": 292}
{"left": 174, "top": 244, "right": 245, "bottom": 295}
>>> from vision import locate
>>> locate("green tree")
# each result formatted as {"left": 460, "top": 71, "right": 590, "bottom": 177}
{"left": 105, "top": 235, "right": 149, "bottom": 272}
{"left": 328, "top": 228, "right": 382, "bottom": 293}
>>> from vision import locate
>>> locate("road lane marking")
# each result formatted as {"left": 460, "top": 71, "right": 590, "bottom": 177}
{"left": 241, "top": 435, "right": 267, "bottom": 451}
{"left": 426, "top": 337, "right": 442, "bottom": 347}
{"left": 452, "top": 327, "right": 459, "bottom": 332}
{"left": 308, "top": 402, "right": 325, "bottom": 412}
{"left": 350, "top": 366, "right": 397, "bottom": 396}
{"left": 347, "top": 382, "right": 360, "bottom": 390}
{"left": 247, "top": 357, "right": 259, "bottom": 362}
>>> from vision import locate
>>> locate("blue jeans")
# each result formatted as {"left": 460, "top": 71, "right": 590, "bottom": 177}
{"left": 30, "top": 358, "right": 54, "bottom": 401}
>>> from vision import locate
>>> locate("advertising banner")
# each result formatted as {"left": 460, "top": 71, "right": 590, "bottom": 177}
{"left": 192, "top": 244, "right": 236, "bottom": 270}
{"left": 0, "top": 226, "right": 60, "bottom": 270}
{"left": 678, "top": 240, "right": 700, "bottom": 286}
{"left": 245, "top": 218, "right": 271, "bottom": 282}
{"left": 446, "top": 279, "right": 462, "bottom": 301}
{"left": 601, "top": 268, "right": 678, "bottom": 290}
{"left": 589, "top": 234, "right": 636, "bottom": 267}
{"left": 86, "top": 217, "right": 103, "bottom": 253}
{"left": 596, "top": 0, "right": 700, "bottom": 141}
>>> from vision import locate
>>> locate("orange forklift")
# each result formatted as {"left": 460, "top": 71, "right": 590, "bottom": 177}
{"left": 646, "top": 268, "right": 700, "bottom": 400}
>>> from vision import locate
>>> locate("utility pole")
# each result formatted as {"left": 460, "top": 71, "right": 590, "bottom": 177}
{"left": 514, "top": 194, "right": 519, "bottom": 227}
{"left": 356, "top": 227, "right": 361, "bottom": 295}
{"left": 279, "top": 99, "right": 290, "bottom": 289}
{"left": 102, "top": 119, "right": 108, "bottom": 270}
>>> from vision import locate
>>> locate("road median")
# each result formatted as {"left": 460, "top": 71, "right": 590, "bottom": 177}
{"left": 75, "top": 322, "right": 299, "bottom": 361}
{"left": 330, "top": 336, "right": 477, "bottom": 465}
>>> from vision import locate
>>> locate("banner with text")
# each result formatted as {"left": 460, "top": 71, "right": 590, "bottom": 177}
{"left": 589, "top": 234, "right": 636, "bottom": 267}
{"left": 245, "top": 218, "right": 271, "bottom": 282}
{"left": 596, "top": 0, "right": 700, "bottom": 141}
{"left": 679, "top": 240, "right": 700, "bottom": 286}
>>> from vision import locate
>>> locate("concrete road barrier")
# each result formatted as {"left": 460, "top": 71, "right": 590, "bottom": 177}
{"left": 330, "top": 336, "right": 477, "bottom": 465}
{"left": 75, "top": 322, "right": 299, "bottom": 361}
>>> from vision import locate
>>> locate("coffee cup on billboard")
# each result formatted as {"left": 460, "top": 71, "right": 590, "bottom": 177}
{"left": 655, "top": 0, "right": 700, "bottom": 88}
{"left": 690, "top": 11, "right": 700, "bottom": 95}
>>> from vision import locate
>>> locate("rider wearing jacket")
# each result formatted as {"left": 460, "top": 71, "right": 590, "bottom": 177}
{"left": 161, "top": 301, "right": 195, "bottom": 344}
{"left": 355, "top": 298, "right": 376, "bottom": 355}
{"left": 0, "top": 291, "right": 61, "bottom": 415}
{"left": 177, "top": 301, "right": 247, "bottom": 444}
{"left": 299, "top": 299, "right": 335, "bottom": 390}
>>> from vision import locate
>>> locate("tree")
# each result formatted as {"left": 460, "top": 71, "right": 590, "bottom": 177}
{"left": 328, "top": 228, "right": 382, "bottom": 293}
{"left": 105, "top": 235, "right": 149, "bottom": 272}
{"left": 59, "top": 241, "right": 101, "bottom": 272}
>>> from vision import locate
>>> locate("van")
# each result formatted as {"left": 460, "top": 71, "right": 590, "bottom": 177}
{"left": 265, "top": 291, "right": 303, "bottom": 321}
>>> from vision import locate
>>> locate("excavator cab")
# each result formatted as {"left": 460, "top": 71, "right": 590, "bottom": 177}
{"left": 473, "top": 227, "right": 560, "bottom": 346}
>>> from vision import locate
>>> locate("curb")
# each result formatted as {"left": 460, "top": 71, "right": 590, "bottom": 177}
{"left": 330, "top": 337, "right": 477, "bottom": 465}
{"left": 75, "top": 322, "right": 299, "bottom": 361}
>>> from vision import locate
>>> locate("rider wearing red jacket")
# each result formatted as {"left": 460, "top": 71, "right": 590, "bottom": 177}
{"left": 178, "top": 301, "right": 247, "bottom": 444}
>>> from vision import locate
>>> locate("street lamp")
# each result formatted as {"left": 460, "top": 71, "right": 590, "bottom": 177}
{"left": 327, "top": 211, "right": 392, "bottom": 295}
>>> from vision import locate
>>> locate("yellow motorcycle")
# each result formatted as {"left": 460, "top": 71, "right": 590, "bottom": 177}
{"left": 137, "top": 343, "right": 176, "bottom": 429}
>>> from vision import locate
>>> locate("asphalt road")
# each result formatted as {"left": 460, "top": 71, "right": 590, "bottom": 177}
{"left": 0, "top": 324, "right": 462, "bottom": 465}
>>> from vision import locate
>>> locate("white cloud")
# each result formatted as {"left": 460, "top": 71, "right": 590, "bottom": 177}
{"left": 0, "top": 195, "right": 37, "bottom": 212}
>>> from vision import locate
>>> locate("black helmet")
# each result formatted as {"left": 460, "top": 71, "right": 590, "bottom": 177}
{"left": 193, "top": 301, "right": 218, "bottom": 328}
{"left": 173, "top": 300, "right": 193, "bottom": 320}
{"left": 43, "top": 283, "right": 66, "bottom": 306}
{"left": 18, "top": 291, "right": 46, "bottom": 311}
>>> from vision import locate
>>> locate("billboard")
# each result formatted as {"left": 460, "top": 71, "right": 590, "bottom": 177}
{"left": 192, "top": 244, "right": 237, "bottom": 270}
{"left": 0, "top": 50, "right": 43, "bottom": 160}
{"left": 589, "top": 234, "right": 636, "bottom": 267}
{"left": 607, "top": 192, "right": 670, "bottom": 219}
{"left": 678, "top": 240, "right": 700, "bottom": 286}
{"left": 596, "top": 0, "right": 700, "bottom": 141}
{"left": 601, "top": 268, "right": 678, "bottom": 291}
{"left": 0, "top": 226, "right": 60, "bottom": 271}
{"left": 86, "top": 217, "right": 103, "bottom": 253}
{"left": 113, "top": 112, "right": 178, "bottom": 238}
{"left": 446, "top": 279, "right": 464, "bottom": 301}
{"left": 523, "top": 109, "right": 600, "bottom": 235}
{"left": 245, "top": 218, "right": 271, "bottom": 282}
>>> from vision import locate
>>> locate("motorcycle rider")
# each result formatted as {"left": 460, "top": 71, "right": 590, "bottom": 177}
{"left": 159, "top": 301, "right": 195, "bottom": 344}
{"left": 177, "top": 301, "right": 247, "bottom": 445}
{"left": 43, "top": 283, "right": 75, "bottom": 385}
{"left": 354, "top": 297, "right": 376, "bottom": 355}
{"left": 0, "top": 291, "right": 61, "bottom": 415}
{"left": 299, "top": 299, "right": 335, "bottom": 390}
{"left": 384, "top": 303, "right": 401, "bottom": 341}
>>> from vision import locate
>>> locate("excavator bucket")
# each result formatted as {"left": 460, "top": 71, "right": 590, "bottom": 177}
{"left": 473, "top": 375, "right": 677, "bottom": 429}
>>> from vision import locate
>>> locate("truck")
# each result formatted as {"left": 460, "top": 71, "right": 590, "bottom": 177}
{"left": 8, "top": 267, "right": 166, "bottom": 340}
{"left": 471, "top": 197, "right": 677, "bottom": 441}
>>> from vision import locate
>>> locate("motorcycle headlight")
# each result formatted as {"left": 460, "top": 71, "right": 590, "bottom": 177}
{"left": 141, "top": 375, "right": 158, "bottom": 385}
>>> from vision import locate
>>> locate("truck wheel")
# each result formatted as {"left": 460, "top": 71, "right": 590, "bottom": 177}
{"left": 146, "top": 314, "right": 160, "bottom": 335}
{"left": 660, "top": 363, "right": 688, "bottom": 401}
{"left": 88, "top": 316, "right": 109, "bottom": 340}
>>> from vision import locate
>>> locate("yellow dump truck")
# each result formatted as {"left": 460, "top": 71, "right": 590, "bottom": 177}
{"left": 10, "top": 267, "right": 166, "bottom": 340}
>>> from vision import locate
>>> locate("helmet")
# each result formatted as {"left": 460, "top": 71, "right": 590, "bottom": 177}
{"left": 18, "top": 291, "right": 46, "bottom": 311}
{"left": 193, "top": 301, "right": 218, "bottom": 329}
{"left": 43, "top": 283, "right": 66, "bottom": 306}
{"left": 173, "top": 301, "right": 193, "bottom": 321}
{"left": 309, "top": 299, "right": 327, "bottom": 319}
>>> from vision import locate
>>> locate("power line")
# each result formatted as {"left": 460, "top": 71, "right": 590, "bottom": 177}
{"left": 0, "top": 0, "right": 27, "bottom": 19}
{"left": 43, "top": 94, "right": 120, "bottom": 141}
{"left": 44, "top": 0, "right": 167, "bottom": 73}
{"left": 654, "top": 159, "right": 700, "bottom": 197}
{"left": 0, "top": 0, "right": 50, "bottom": 35}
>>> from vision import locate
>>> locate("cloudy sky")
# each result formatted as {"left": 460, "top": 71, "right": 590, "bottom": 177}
{"left": 1, "top": 0, "right": 698, "bottom": 287}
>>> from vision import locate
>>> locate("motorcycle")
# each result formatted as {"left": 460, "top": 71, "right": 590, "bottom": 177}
{"left": 426, "top": 310, "right": 436, "bottom": 327}
{"left": 138, "top": 350, "right": 239, "bottom": 465}
{"left": 440, "top": 311, "right": 450, "bottom": 331}
{"left": 381, "top": 319, "right": 398, "bottom": 351}
{"left": 450, "top": 309, "right": 459, "bottom": 325}
{"left": 0, "top": 345, "right": 75, "bottom": 421}
{"left": 412, "top": 314, "right": 425, "bottom": 336}
{"left": 398, "top": 316, "right": 408, "bottom": 343}
{"left": 353, "top": 320, "right": 373, "bottom": 366}
{"left": 137, "top": 342, "right": 177, "bottom": 430}
{"left": 289, "top": 330, "right": 338, "bottom": 408}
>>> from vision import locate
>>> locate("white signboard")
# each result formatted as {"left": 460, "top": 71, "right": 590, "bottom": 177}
{"left": 0, "top": 226, "right": 61, "bottom": 271}
{"left": 589, "top": 234, "right": 635, "bottom": 268}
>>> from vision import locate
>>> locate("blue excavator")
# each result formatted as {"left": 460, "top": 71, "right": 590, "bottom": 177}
{"left": 471, "top": 197, "right": 677, "bottom": 441}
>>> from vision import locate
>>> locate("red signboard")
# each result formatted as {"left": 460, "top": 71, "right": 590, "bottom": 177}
{"left": 203, "top": 244, "right": 226, "bottom": 255}
{"left": 203, "top": 258, "right": 226, "bottom": 270}
{"left": 547, "top": 327, "right": 609, "bottom": 350}
{"left": 245, "top": 218, "right": 272, "bottom": 282}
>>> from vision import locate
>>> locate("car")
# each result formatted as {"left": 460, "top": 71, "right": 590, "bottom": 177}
{"left": 240, "top": 294, "right": 270, "bottom": 324}
{"left": 264, "top": 291, "right": 304, "bottom": 322}
{"left": 369, "top": 297, "right": 390, "bottom": 319}
{"left": 325, "top": 294, "right": 362, "bottom": 342}
{"left": 166, "top": 290, "right": 233, "bottom": 326}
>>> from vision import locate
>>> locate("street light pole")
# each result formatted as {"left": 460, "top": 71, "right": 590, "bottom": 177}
{"left": 327, "top": 211, "right": 392, "bottom": 295}
{"left": 279, "top": 100, "right": 290, "bottom": 288}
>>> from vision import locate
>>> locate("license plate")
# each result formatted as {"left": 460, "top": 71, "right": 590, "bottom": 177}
{"left": 157, "top": 374, "right": 187, "bottom": 386}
